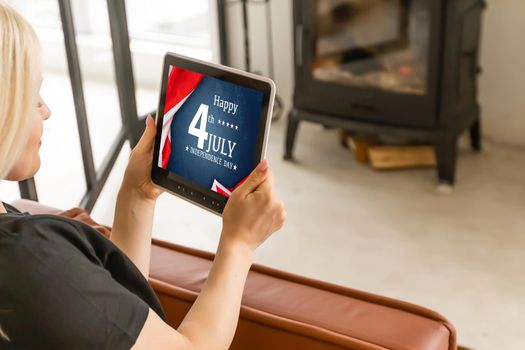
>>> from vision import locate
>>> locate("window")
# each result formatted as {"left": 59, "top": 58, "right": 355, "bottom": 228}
{"left": 126, "top": 0, "right": 212, "bottom": 50}
{"left": 8, "top": 0, "right": 217, "bottom": 62}
{"left": 8, "top": 0, "right": 61, "bottom": 29}
{"left": 3, "top": 0, "right": 219, "bottom": 207}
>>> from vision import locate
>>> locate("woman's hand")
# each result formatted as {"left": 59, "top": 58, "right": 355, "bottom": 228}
{"left": 113, "top": 115, "right": 162, "bottom": 277}
{"left": 134, "top": 160, "right": 285, "bottom": 350}
{"left": 121, "top": 115, "right": 164, "bottom": 202}
{"left": 220, "top": 160, "right": 286, "bottom": 252}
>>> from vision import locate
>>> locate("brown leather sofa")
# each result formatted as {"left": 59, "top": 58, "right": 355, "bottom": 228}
{"left": 11, "top": 199, "right": 457, "bottom": 350}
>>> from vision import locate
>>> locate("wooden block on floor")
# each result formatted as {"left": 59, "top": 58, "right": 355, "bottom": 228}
{"left": 368, "top": 145, "right": 437, "bottom": 170}
{"left": 339, "top": 131, "right": 381, "bottom": 164}
{"left": 350, "top": 137, "right": 372, "bottom": 164}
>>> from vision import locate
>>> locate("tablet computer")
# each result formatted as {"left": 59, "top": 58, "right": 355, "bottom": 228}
{"left": 152, "top": 52, "right": 275, "bottom": 215}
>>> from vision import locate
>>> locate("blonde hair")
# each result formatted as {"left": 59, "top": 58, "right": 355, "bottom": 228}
{"left": 0, "top": 1, "right": 41, "bottom": 179}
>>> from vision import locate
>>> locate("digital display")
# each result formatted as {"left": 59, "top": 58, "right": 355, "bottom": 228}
{"left": 157, "top": 65, "right": 264, "bottom": 197}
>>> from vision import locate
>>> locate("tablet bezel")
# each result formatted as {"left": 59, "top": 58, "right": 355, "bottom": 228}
{"left": 151, "top": 52, "right": 275, "bottom": 215}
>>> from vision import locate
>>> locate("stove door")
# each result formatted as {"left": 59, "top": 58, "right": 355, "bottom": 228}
{"left": 293, "top": 0, "right": 441, "bottom": 128}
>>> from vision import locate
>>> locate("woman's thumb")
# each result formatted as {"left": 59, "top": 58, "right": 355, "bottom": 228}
{"left": 136, "top": 115, "right": 156, "bottom": 151}
{"left": 234, "top": 160, "right": 269, "bottom": 198}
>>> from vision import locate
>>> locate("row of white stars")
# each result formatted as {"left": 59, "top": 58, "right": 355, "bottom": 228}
{"left": 217, "top": 119, "right": 239, "bottom": 130}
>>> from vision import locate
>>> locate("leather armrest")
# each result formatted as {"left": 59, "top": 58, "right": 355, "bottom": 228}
{"left": 10, "top": 199, "right": 62, "bottom": 215}
{"left": 150, "top": 240, "right": 457, "bottom": 350}
{"left": 10, "top": 199, "right": 112, "bottom": 239}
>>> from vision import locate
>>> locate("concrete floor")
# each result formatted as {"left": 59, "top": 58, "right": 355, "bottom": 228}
{"left": 1, "top": 73, "right": 524, "bottom": 349}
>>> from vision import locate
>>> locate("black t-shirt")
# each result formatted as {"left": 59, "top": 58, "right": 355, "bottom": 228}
{"left": 0, "top": 202, "right": 165, "bottom": 349}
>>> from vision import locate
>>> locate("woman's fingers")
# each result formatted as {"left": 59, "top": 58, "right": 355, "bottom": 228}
{"left": 234, "top": 160, "right": 269, "bottom": 198}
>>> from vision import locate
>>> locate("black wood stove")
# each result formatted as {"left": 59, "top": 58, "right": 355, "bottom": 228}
{"left": 285, "top": 0, "right": 486, "bottom": 184}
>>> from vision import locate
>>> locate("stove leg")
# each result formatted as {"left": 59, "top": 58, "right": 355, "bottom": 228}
{"left": 284, "top": 109, "right": 301, "bottom": 160}
{"left": 435, "top": 136, "right": 458, "bottom": 185}
{"left": 469, "top": 118, "right": 482, "bottom": 152}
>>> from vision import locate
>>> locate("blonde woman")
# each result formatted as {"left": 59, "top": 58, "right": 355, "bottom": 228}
{"left": 0, "top": 2, "right": 286, "bottom": 349}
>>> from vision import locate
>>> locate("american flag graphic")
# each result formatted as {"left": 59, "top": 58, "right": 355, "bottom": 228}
{"left": 159, "top": 66, "right": 204, "bottom": 169}
{"left": 211, "top": 177, "right": 248, "bottom": 197}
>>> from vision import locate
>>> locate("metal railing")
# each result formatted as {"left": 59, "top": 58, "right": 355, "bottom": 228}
{"left": 18, "top": 0, "right": 143, "bottom": 213}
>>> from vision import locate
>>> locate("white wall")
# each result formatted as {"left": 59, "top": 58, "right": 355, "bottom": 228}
{"left": 228, "top": 0, "right": 525, "bottom": 149}
{"left": 479, "top": 0, "right": 525, "bottom": 148}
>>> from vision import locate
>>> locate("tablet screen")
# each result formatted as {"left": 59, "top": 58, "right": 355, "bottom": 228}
{"left": 157, "top": 65, "right": 264, "bottom": 198}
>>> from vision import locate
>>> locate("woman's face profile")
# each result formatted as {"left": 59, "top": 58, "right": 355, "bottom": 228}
{"left": 5, "top": 81, "right": 51, "bottom": 181}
